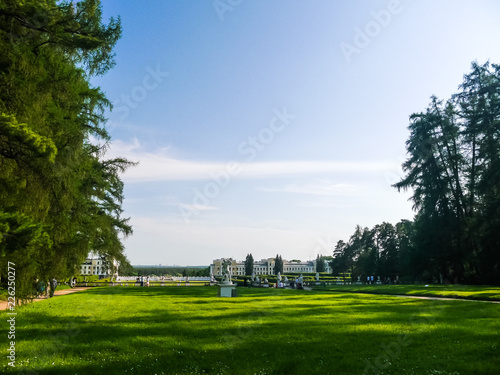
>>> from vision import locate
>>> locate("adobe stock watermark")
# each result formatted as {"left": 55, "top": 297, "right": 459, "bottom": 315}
{"left": 179, "top": 107, "right": 295, "bottom": 223}
{"left": 7, "top": 10, "right": 50, "bottom": 53}
{"left": 222, "top": 308, "right": 272, "bottom": 353}
{"left": 6, "top": 262, "right": 16, "bottom": 368}
{"left": 313, "top": 235, "right": 337, "bottom": 255}
{"left": 386, "top": 133, "right": 446, "bottom": 189}
{"left": 364, "top": 293, "right": 447, "bottom": 374}
{"left": 363, "top": 333, "right": 413, "bottom": 374}
{"left": 27, "top": 321, "right": 81, "bottom": 372}
{"left": 221, "top": 281, "right": 279, "bottom": 354}
{"left": 340, "top": 0, "right": 408, "bottom": 64}
{"left": 237, "top": 107, "right": 295, "bottom": 162}
{"left": 24, "top": 294, "right": 114, "bottom": 373}
{"left": 113, "top": 64, "right": 169, "bottom": 120}
{"left": 383, "top": 155, "right": 406, "bottom": 188}
{"left": 213, "top": 0, "right": 243, "bottom": 22}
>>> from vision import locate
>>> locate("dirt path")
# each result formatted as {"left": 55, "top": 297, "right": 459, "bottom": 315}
{"left": 0, "top": 287, "right": 92, "bottom": 311}
{"left": 324, "top": 289, "right": 500, "bottom": 303}
{"left": 392, "top": 294, "right": 500, "bottom": 303}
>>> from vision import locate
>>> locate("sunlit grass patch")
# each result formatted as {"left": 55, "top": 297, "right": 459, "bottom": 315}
{"left": 2, "top": 286, "right": 499, "bottom": 374}
{"left": 313, "top": 284, "right": 500, "bottom": 301}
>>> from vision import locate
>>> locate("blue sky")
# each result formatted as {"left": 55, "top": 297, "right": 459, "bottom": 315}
{"left": 93, "top": 0, "right": 500, "bottom": 266}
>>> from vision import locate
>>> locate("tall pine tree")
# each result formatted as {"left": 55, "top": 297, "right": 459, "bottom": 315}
{"left": 244, "top": 253, "right": 254, "bottom": 276}
{"left": 0, "top": 0, "right": 132, "bottom": 299}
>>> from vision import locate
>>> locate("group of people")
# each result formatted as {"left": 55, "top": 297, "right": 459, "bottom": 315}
{"left": 289, "top": 277, "right": 304, "bottom": 289}
{"left": 365, "top": 276, "right": 399, "bottom": 284}
{"left": 35, "top": 278, "right": 58, "bottom": 298}
{"left": 137, "top": 276, "right": 150, "bottom": 287}
{"left": 247, "top": 273, "right": 305, "bottom": 289}
{"left": 276, "top": 275, "right": 304, "bottom": 289}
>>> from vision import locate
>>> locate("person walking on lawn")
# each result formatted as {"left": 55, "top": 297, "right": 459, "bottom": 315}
{"left": 49, "top": 278, "right": 58, "bottom": 297}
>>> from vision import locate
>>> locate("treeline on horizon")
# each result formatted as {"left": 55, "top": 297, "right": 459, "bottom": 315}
{"left": 131, "top": 266, "right": 210, "bottom": 277}
{"left": 0, "top": 0, "right": 132, "bottom": 300}
{"left": 331, "top": 62, "right": 500, "bottom": 285}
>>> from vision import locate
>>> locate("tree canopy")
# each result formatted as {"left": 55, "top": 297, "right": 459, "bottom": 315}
{"left": 331, "top": 62, "right": 500, "bottom": 285}
{"left": 315, "top": 254, "right": 327, "bottom": 272}
{"left": 244, "top": 253, "right": 254, "bottom": 276}
{"left": 0, "top": 0, "right": 133, "bottom": 299}
{"left": 273, "top": 254, "right": 283, "bottom": 275}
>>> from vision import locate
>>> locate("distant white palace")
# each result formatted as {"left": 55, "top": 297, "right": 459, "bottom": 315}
{"left": 210, "top": 257, "right": 331, "bottom": 277}
{"left": 80, "top": 253, "right": 119, "bottom": 279}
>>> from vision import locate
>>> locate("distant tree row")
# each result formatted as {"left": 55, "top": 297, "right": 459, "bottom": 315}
{"left": 274, "top": 254, "right": 284, "bottom": 274}
{"left": 0, "top": 0, "right": 132, "bottom": 300}
{"left": 239, "top": 253, "right": 331, "bottom": 276}
{"left": 331, "top": 62, "right": 500, "bottom": 285}
{"left": 131, "top": 267, "right": 210, "bottom": 277}
{"left": 330, "top": 221, "right": 413, "bottom": 282}
{"left": 315, "top": 254, "right": 329, "bottom": 272}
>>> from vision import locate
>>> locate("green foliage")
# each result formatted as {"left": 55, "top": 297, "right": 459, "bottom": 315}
{"left": 0, "top": 113, "right": 57, "bottom": 162}
{"left": 117, "top": 259, "right": 134, "bottom": 276}
{"left": 315, "top": 254, "right": 326, "bottom": 272}
{"left": 273, "top": 254, "right": 283, "bottom": 274}
{"left": 332, "top": 62, "right": 500, "bottom": 285}
{"left": 0, "top": 212, "right": 52, "bottom": 300}
{"left": 0, "top": 0, "right": 132, "bottom": 299}
{"left": 244, "top": 253, "right": 254, "bottom": 276}
{"left": 394, "top": 61, "right": 500, "bottom": 284}
{"left": 76, "top": 275, "right": 99, "bottom": 283}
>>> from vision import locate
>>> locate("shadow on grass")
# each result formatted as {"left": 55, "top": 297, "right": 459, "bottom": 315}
{"left": 313, "top": 284, "right": 500, "bottom": 302}
{"left": 6, "top": 287, "right": 500, "bottom": 375}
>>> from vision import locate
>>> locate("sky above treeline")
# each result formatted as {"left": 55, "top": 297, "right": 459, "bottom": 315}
{"left": 93, "top": 0, "right": 500, "bottom": 266}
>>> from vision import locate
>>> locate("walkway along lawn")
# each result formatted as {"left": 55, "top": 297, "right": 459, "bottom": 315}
{"left": 311, "top": 284, "right": 500, "bottom": 302}
{"left": 2, "top": 286, "right": 499, "bottom": 374}
{"left": 0, "top": 287, "right": 92, "bottom": 311}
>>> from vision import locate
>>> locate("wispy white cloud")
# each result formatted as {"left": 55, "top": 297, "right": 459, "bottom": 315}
{"left": 258, "top": 180, "right": 362, "bottom": 196}
{"left": 107, "top": 139, "right": 401, "bottom": 182}
{"left": 178, "top": 204, "right": 218, "bottom": 212}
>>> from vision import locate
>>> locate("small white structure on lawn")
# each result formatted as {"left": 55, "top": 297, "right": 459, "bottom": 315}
{"left": 218, "top": 258, "right": 237, "bottom": 297}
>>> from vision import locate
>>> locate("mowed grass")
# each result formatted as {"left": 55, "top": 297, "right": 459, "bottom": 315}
{"left": 312, "top": 284, "right": 500, "bottom": 301}
{"left": 3, "top": 286, "right": 499, "bottom": 375}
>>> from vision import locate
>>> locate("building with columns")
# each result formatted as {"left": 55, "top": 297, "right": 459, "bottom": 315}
{"left": 80, "top": 253, "right": 119, "bottom": 279}
{"left": 210, "top": 257, "right": 331, "bottom": 277}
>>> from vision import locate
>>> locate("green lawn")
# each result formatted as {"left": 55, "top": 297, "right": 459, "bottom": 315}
{"left": 2, "top": 286, "right": 499, "bottom": 374}
{"left": 311, "top": 284, "right": 500, "bottom": 301}
{"left": 0, "top": 284, "right": 73, "bottom": 301}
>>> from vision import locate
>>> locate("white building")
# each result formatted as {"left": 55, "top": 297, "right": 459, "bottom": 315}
{"left": 80, "top": 254, "right": 119, "bottom": 279}
{"left": 210, "top": 257, "right": 331, "bottom": 277}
